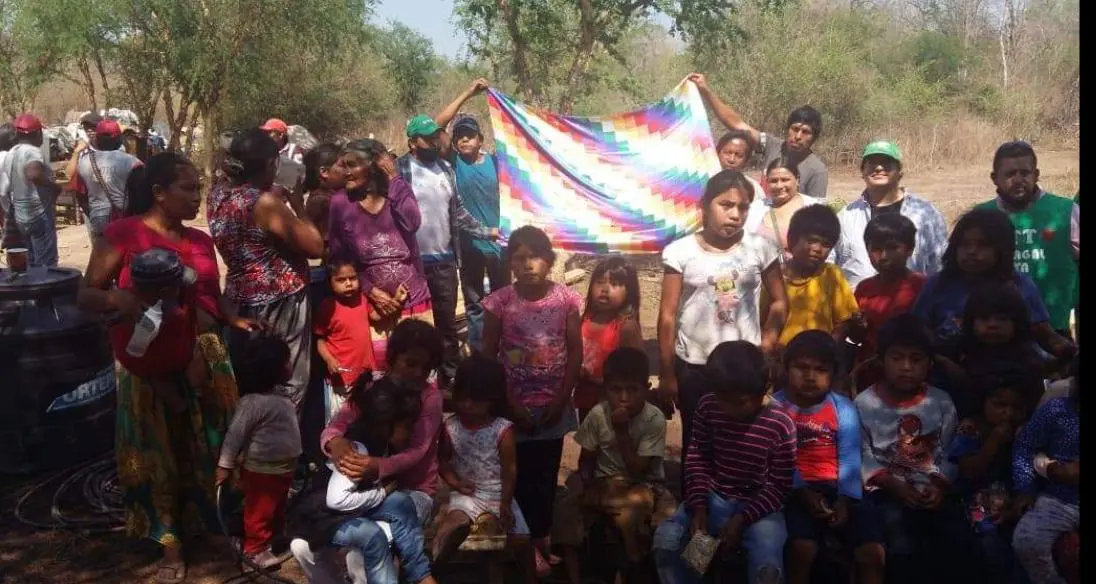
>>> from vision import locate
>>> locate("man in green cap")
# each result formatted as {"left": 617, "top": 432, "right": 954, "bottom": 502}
{"left": 833, "top": 140, "right": 948, "bottom": 287}
{"left": 398, "top": 114, "right": 498, "bottom": 388}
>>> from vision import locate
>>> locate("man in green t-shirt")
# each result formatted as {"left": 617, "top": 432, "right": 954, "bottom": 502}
{"left": 977, "top": 141, "right": 1079, "bottom": 338}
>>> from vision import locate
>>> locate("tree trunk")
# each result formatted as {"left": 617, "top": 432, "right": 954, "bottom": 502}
{"left": 496, "top": 0, "right": 534, "bottom": 102}
{"left": 77, "top": 57, "right": 98, "bottom": 111}
{"left": 558, "top": 0, "right": 599, "bottom": 113}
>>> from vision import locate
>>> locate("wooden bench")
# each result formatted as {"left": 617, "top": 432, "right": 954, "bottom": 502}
{"left": 54, "top": 191, "right": 84, "bottom": 226}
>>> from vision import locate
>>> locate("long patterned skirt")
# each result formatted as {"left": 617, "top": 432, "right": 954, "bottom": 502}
{"left": 115, "top": 331, "right": 239, "bottom": 547}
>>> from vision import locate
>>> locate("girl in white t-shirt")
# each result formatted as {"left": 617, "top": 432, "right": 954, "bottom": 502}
{"left": 656, "top": 169, "right": 788, "bottom": 478}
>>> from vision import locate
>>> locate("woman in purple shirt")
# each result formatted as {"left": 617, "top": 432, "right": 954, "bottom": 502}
{"left": 327, "top": 139, "right": 432, "bottom": 368}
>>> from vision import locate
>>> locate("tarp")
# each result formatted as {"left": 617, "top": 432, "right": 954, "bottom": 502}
{"left": 486, "top": 79, "right": 720, "bottom": 253}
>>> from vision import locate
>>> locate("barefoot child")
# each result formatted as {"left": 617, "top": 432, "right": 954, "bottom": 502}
{"left": 482, "top": 225, "right": 584, "bottom": 575}
{"left": 432, "top": 355, "right": 537, "bottom": 582}
{"left": 855, "top": 314, "right": 974, "bottom": 584}
{"left": 850, "top": 213, "right": 925, "bottom": 392}
{"left": 217, "top": 334, "right": 303, "bottom": 568}
{"left": 652, "top": 341, "right": 796, "bottom": 584}
{"left": 576, "top": 257, "right": 644, "bottom": 422}
{"left": 772, "top": 331, "right": 885, "bottom": 584}
{"left": 556, "top": 347, "right": 676, "bottom": 584}
{"left": 314, "top": 260, "right": 381, "bottom": 424}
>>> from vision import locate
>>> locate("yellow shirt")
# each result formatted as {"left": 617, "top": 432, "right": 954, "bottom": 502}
{"left": 779, "top": 263, "right": 858, "bottom": 345}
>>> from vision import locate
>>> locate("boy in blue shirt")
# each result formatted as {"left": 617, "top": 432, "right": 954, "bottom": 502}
{"left": 773, "top": 330, "right": 884, "bottom": 584}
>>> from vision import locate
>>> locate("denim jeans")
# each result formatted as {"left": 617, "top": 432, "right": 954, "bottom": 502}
{"left": 423, "top": 260, "right": 460, "bottom": 385}
{"left": 653, "top": 491, "right": 787, "bottom": 584}
{"left": 331, "top": 491, "right": 432, "bottom": 584}
{"left": 8, "top": 212, "right": 58, "bottom": 267}
{"left": 458, "top": 239, "right": 509, "bottom": 353}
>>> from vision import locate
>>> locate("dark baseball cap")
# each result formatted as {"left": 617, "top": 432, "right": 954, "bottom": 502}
{"left": 130, "top": 248, "right": 197, "bottom": 289}
{"left": 81, "top": 112, "right": 103, "bottom": 127}
{"left": 452, "top": 116, "right": 482, "bottom": 137}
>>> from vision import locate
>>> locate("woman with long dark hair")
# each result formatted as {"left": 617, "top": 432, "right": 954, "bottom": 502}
{"left": 208, "top": 128, "right": 324, "bottom": 410}
{"left": 326, "top": 138, "right": 431, "bottom": 369}
{"left": 77, "top": 152, "right": 259, "bottom": 584}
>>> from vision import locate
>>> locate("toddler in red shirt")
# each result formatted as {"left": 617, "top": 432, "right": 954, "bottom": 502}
{"left": 849, "top": 214, "right": 925, "bottom": 392}
{"left": 314, "top": 260, "right": 381, "bottom": 423}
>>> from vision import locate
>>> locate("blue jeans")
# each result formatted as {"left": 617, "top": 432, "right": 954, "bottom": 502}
{"left": 9, "top": 212, "right": 58, "bottom": 267}
{"left": 653, "top": 492, "right": 787, "bottom": 584}
{"left": 331, "top": 491, "right": 431, "bottom": 584}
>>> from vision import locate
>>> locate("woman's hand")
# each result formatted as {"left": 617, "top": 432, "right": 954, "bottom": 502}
{"left": 376, "top": 152, "right": 399, "bottom": 181}
{"left": 457, "top": 477, "right": 476, "bottom": 497}
{"left": 228, "top": 316, "right": 267, "bottom": 332}
{"left": 109, "top": 288, "right": 145, "bottom": 321}
{"left": 215, "top": 467, "right": 232, "bottom": 486}
{"left": 330, "top": 437, "right": 369, "bottom": 482}
{"left": 369, "top": 287, "right": 403, "bottom": 317}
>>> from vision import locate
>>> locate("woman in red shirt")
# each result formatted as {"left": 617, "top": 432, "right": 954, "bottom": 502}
{"left": 78, "top": 152, "right": 260, "bottom": 584}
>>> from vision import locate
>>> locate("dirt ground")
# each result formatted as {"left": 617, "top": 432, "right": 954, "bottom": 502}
{"left": 0, "top": 151, "right": 1079, "bottom": 583}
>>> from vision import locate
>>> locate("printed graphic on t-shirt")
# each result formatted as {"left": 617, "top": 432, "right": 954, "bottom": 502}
{"left": 886, "top": 414, "right": 940, "bottom": 478}
{"left": 707, "top": 267, "right": 743, "bottom": 324}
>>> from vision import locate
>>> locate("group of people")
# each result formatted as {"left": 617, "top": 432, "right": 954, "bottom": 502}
{"left": 0, "top": 73, "right": 1079, "bottom": 584}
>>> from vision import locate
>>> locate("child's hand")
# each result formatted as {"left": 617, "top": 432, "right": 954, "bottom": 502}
{"left": 610, "top": 406, "right": 632, "bottom": 430}
{"left": 690, "top": 509, "right": 708, "bottom": 537}
{"left": 799, "top": 489, "right": 833, "bottom": 520}
{"left": 215, "top": 467, "right": 232, "bottom": 486}
{"left": 718, "top": 514, "right": 745, "bottom": 551}
{"left": 920, "top": 482, "right": 946, "bottom": 510}
{"left": 829, "top": 497, "right": 850, "bottom": 527}
{"left": 457, "top": 478, "right": 476, "bottom": 497}
{"left": 394, "top": 283, "right": 410, "bottom": 305}
{"left": 499, "top": 506, "right": 515, "bottom": 531}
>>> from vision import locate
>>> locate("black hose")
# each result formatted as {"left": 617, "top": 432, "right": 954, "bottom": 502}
{"left": 13, "top": 455, "right": 124, "bottom": 533}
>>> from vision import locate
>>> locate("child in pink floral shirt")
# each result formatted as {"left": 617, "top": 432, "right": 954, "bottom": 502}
{"left": 482, "top": 225, "right": 583, "bottom": 575}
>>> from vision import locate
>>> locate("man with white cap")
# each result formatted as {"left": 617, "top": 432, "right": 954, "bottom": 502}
{"left": 1, "top": 113, "right": 60, "bottom": 267}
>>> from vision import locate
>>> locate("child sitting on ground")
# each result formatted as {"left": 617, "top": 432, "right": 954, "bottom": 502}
{"left": 850, "top": 214, "right": 925, "bottom": 392}
{"left": 947, "top": 376, "right": 1033, "bottom": 582}
{"left": 1011, "top": 374, "right": 1080, "bottom": 584}
{"left": 855, "top": 314, "right": 974, "bottom": 584}
{"left": 314, "top": 260, "right": 381, "bottom": 424}
{"left": 652, "top": 341, "right": 796, "bottom": 584}
{"left": 777, "top": 205, "right": 859, "bottom": 349}
{"left": 432, "top": 355, "right": 537, "bottom": 582}
{"left": 555, "top": 347, "right": 676, "bottom": 584}
{"left": 216, "top": 333, "right": 303, "bottom": 568}
{"left": 772, "top": 330, "right": 884, "bottom": 584}
{"left": 289, "top": 376, "right": 437, "bottom": 584}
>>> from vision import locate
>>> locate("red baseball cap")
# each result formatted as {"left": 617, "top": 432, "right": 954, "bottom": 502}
{"left": 95, "top": 119, "right": 122, "bottom": 138}
{"left": 260, "top": 118, "right": 289, "bottom": 133}
{"left": 13, "top": 113, "right": 43, "bottom": 134}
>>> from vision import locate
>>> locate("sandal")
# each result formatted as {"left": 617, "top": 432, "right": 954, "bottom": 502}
{"left": 155, "top": 561, "right": 186, "bottom": 584}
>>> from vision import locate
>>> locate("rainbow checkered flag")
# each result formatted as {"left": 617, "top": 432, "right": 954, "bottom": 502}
{"left": 486, "top": 80, "right": 721, "bottom": 253}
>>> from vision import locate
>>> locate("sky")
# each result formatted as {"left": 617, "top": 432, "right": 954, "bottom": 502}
{"left": 373, "top": 0, "right": 467, "bottom": 59}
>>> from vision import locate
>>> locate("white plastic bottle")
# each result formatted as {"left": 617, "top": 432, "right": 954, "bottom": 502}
{"left": 126, "top": 300, "right": 164, "bottom": 358}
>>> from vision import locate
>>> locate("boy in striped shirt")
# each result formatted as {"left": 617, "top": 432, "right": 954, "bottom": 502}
{"left": 772, "top": 330, "right": 885, "bottom": 584}
{"left": 653, "top": 341, "right": 796, "bottom": 584}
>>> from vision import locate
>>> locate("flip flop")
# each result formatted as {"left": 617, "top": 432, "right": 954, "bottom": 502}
{"left": 155, "top": 561, "right": 186, "bottom": 584}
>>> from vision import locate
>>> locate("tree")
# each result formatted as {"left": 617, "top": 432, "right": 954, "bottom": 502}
{"left": 373, "top": 21, "right": 438, "bottom": 115}
{"left": 0, "top": 0, "right": 70, "bottom": 116}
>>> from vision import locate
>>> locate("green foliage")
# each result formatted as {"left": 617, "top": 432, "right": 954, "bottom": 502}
{"left": 373, "top": 21, "right": 438, "bottom": 115}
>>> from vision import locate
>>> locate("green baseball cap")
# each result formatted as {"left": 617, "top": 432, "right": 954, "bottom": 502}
{"left": 862, "top": 140, "right": 902, "bottom": 163}
{"left": 405, "top": 114, "right": 441, "bottom": 138}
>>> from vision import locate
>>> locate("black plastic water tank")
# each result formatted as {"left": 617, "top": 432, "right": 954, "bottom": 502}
{"left": 0, "top": 267, "right": 115, "bottom": 475}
